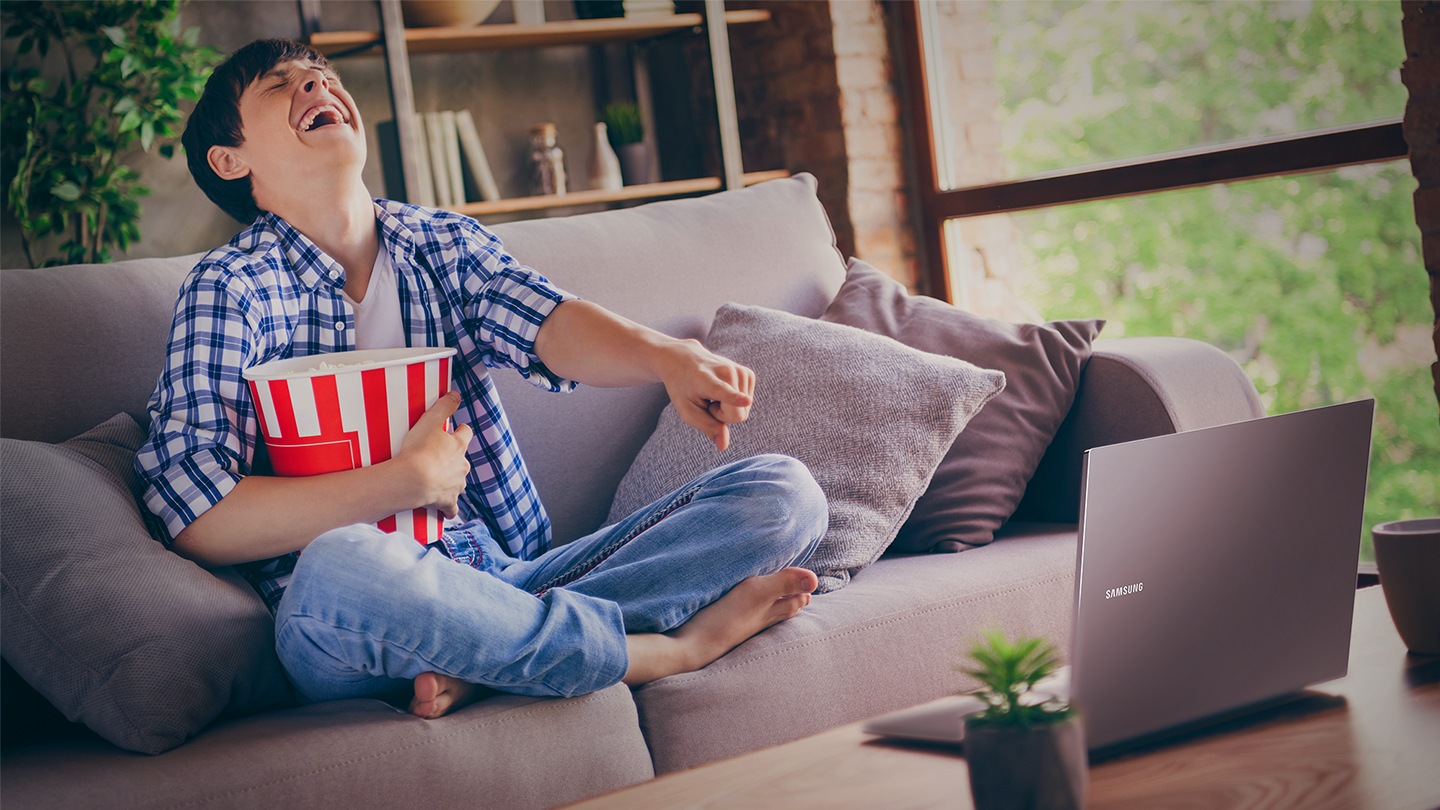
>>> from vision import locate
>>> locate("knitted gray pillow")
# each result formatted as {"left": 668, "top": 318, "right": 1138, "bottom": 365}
{"left": 0, "top": 414, "right": 293, "bottom": 754}
{"left": 607, "top": 304, "right": 1006, "bottom": 592}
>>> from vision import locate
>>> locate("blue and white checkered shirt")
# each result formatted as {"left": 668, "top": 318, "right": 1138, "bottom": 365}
{"left": 135, "top": 200, "right": 578, "bottom": 611}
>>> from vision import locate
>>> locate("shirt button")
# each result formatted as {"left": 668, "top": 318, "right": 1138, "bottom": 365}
{"left": 336, "top": 322, "right": 346, "bottom": 331}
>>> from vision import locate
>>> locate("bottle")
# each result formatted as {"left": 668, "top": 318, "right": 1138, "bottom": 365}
{"left": 590, "top": 122, "right": 624, "bottom": 191}
{"left": 528, "top": 123, "right": 567, "bottom": 196}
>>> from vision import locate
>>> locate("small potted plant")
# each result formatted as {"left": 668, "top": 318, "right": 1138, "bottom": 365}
{"left": 602, "top": 101, "right": 648, "bottom": 186}
{"left": 961, "top": 629, "right": 1087, "bottom": 810}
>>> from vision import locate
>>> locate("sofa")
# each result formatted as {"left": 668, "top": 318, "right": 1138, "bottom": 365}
{"left": 0, "top": 174, "right": 1264, "bottom": 808}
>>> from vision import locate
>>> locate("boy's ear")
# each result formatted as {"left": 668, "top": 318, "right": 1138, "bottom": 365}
{"left": 208, "top": 145, "right": 250, "bottom": 181}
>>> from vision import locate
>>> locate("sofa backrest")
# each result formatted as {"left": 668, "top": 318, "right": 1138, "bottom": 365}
{"left": 0, "top": 174, "right": 845, "bottom": 544}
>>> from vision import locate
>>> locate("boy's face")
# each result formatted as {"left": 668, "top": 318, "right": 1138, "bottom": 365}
{"left": 208, "top": 58, "right": 365, "bottom": 208}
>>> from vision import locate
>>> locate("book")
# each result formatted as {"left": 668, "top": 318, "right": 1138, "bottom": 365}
{"left": 377, "top": 118, "right": 437, "bottom": 207}
{"left": 439, "top": 110, "right": 465, "bottom": 206}
{"left": 455, "top": 109, "right": 502, "bottom": 202}
{"left": 424, "top": 111, "right": 453, "bottom": 208}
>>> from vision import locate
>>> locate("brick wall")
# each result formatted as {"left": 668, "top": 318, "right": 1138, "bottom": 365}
{"left": 722, "top": 1, "right": 1028, "bottom": 311}
{"left": 725, "top": 1, "right": 919, "bottom": 288}
{"left": 1401, "top": 0, "right": 1440, "bottom": 409}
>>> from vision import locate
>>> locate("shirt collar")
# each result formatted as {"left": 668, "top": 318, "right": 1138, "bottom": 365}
{"left": 258, "top": 210, "right": 348, "bottom": 293}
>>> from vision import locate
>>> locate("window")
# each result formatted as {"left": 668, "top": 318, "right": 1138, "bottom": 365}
{"left": 900, "top": 0, "right": 1434, "bottom": 560}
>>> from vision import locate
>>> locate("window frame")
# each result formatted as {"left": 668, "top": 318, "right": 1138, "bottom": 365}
{"left": 895, "top": 1, "right": 1408, "bottom": 303}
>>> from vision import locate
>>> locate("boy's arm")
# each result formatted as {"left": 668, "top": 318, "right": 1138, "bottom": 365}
{"left": 171, "top": 392, "right": 473, "bottom": 566}
{"left": 139, "top": 263, "right": 474, "bottom": 568}
{"left": 533, "top": 299, "right": 754, "bottom": 452}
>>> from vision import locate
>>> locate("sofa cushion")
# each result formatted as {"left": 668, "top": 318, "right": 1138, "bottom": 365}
{"left": 488, "top": 174, "right": 846, "bottom": 545}
{"left": 822, "top": 259, "right": 1103, "bottom": 552}
{"left": 0, "top": 254, "right": 203, "bottom": 444}
{"left": 0, "top": 414, "right": 293, "bottom": 754}
{"left": 635, "top": 523, "right": 1078, "bottom": 774}
{"left": 1, "top": 684, "right": 653, "bottom": 810}
{"left": 607, "top": 304, "right": 1006, "bottom": 592}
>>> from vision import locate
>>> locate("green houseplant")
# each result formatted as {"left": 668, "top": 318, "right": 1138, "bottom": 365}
{"left": 601, "top": 101, "right": 648, "bottom": 186}
{"left": 1, "top": 0, "right": 219, "bottom": 267}
{"left": 961, "top": 630, "right": 1086, "bottom": 810}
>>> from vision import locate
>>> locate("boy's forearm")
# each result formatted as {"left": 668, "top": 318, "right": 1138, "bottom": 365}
{"left": 170, "top": 460, "right": 423, "bottom": 567}
{"left": 532, "top": 299, "right": 680, "bottom": 387}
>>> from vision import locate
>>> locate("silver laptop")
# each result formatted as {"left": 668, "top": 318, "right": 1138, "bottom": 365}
{"left": 863, "top": 399, "right": 1374, "bottom": 755}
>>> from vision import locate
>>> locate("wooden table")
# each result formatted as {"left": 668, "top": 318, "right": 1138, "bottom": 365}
{"left": 566, "top": 587, "right": 1440, "bottom": 809}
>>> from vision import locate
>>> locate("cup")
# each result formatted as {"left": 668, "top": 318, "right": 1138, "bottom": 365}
{"left": 1372, "top": 517, "right": 1440, "bottom": 655}
{"left": 242, "top": 347, "right": 458, "bottom": 544}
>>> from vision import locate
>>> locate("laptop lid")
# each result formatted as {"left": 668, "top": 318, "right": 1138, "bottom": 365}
{"left": 1071, "top": 399, "right": 1374, "bottom": 753}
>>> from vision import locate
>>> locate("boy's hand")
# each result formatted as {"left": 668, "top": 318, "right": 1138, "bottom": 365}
{"left": 396, "top": 391, "right": 474, "bottom": 518}
{"left": 658, "top": 340, "right": 755, "bottom": 452}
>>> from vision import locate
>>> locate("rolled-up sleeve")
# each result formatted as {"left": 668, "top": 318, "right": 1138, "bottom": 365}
{"left": 457, "top": 221, "right": 579, "bottom": 393}
{"left": 135, "top": 267, "right": 260, "bottom": 545}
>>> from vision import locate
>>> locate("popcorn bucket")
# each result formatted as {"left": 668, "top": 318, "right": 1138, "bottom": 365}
{"left": 242, "top": 347, "right": 458, "bottom": 544}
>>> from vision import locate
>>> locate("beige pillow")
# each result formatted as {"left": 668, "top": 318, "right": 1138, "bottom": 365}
{"left": 823, "top": 259, "right": 1103, "bottom": 552}
{"left": 607, "top": 304, "right": 1005, "bottom": 592}
{"left": 0, "top": 414, "right": 293, "bottom": 754}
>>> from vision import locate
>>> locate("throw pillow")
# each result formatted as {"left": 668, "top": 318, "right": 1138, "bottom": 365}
{"left": 606, "top": 304, "right": 1006, "bottom": 592}
{"left": 822, "top": 259, "right": 1103, "bottom": 552}
{"left": 0, "top": 414, "right": 293, "bottom": 754}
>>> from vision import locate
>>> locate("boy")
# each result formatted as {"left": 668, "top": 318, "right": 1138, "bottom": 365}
{"left": 137, "top": 38, "right": 825, "bottom": 719}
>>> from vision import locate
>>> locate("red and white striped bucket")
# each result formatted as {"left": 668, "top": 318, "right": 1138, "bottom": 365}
{"left": 242, "top": 347, "right": 458, "bottom": 544}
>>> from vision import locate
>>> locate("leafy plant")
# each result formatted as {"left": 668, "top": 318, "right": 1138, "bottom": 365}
{"left": 2, "top": 0, "right": 220, "bottom": 267}
{"left": 961, "top": 629, "right": 1073, "bottom": 728}
{"left": 602, "top": 101, "right": 643, "bottom": 147}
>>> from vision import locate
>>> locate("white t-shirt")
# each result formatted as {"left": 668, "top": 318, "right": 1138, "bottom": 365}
{"left": 341, "top": 247, "right": 406, "bottom": 350}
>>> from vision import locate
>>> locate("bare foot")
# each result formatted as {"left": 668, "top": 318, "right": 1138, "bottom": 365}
{"left": 623, "top": 567, "right": 819, "bottom": 686}
{"left": 409, "top": 672, "right": 489, "bottom": 719}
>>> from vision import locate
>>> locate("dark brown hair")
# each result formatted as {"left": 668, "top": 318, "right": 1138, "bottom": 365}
{"left": 182, "top": 39, "right": 333, "bottom": 223}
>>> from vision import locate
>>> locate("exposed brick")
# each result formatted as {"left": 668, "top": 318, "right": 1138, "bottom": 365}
{"left": 759, "top": 35, "right": 809, "bottom": 74}
{"left": 844, "top": 122, "right": 898, "bottom": 160}
{"left": 848, "top": 155, "right": 903, "bottom": 191}
{"left": 835, "top": 53, "right": 887, "bottom": 91}
{"left": 806, "top": 31, "right": 836, "bottom": 62}
{"left": 793, "top": 129, "right": 848, "bottom": 164}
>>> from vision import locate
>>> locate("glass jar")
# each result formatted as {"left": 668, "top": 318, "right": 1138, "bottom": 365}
{"left": 528, "top": 123, "right": 568, "bottom": 196}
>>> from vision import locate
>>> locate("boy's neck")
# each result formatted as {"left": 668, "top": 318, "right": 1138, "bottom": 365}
{"left": 272, "top": 183, "right": 379, "bottom": 298}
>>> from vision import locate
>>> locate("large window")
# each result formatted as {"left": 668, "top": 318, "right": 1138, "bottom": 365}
{"left": 902, "top": 1, "right": 1434, "bottom": 560}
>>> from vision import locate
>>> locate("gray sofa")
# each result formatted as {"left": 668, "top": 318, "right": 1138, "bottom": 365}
{"left": 0, "top": 175, "right": 1263, "bottom": 808}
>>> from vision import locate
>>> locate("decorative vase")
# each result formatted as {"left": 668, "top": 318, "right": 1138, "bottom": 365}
{"left": 616, "top": 142, "right": 650, "bottom": 186}
{"left": 590, "top": 122, "right": 624, "bottom": 192}
{"left": 963, "top": 716, "right": 1088, "bottom": 810}
{"left": 400, "top": 0, "right": 502, "bottom": 27}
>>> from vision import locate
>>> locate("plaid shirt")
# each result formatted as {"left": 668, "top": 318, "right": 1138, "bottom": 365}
{"left": 136, "top": 200, "right": 577, "bottom": 611}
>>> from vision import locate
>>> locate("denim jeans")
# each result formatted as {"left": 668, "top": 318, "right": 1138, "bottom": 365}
{"left": 273, "top": 454, "right": 826, "bottom": 702}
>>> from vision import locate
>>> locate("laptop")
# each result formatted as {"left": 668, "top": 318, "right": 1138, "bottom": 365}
{"left": 863, "top": 399, "right": 1375, "bottom": 756}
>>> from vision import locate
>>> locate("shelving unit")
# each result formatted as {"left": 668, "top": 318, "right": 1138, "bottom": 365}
{"left": 309, "top": 10, "right": 771, "bottom": 55}
{"left": 454, "top": 170, "right": 789, "bottom": 216}
{"left": 303, "top": 1, "right": 777, "bottom": 219}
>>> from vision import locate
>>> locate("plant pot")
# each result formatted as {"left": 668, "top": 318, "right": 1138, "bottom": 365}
{"left": 964, "top": 716, "right": 1088, "bottom": 810}
{"left": 616, "top": 142, "right": 650, "bottom": 186}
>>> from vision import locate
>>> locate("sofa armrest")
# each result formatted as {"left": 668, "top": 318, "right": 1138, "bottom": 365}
{"left": 1012, "top": 336, "right": 1265, "bottom": 523}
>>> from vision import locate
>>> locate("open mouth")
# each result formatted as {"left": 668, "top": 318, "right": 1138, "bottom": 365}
{"left": 299, "top": 104, "right": 348, "bottom": 132}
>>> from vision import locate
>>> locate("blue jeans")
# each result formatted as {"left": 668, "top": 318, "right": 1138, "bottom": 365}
{"left": 273, "top": 454, "right": 826, "bottom": 702}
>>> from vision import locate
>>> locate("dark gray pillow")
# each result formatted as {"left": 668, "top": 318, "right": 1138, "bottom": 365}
{"left": 822, "top": 259, "right": 1103, "bottom": 552}
{"left": 607, "top": 304, "right": 1006, "bottom": 592}
{"left": 0, "top": 414, "right": 293, "bottom": 754}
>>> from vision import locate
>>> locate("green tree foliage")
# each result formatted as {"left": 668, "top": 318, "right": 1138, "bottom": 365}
{"left": 987, "top": 0, "right": 1436, "bottom": 556}
{"left": 1, "top": 1, "right": 219, "bottom": 267}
